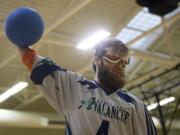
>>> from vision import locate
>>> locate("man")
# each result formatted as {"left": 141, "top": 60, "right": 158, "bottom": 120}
{"left": 18, "top": 38, "right": 157, "bottom": 135}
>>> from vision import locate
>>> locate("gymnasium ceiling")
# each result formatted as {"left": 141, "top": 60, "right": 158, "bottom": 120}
{"left": 0, "top": 0, "right": 179, "bottom": 135}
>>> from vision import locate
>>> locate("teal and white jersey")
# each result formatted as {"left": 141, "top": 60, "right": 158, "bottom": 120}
{"left": 30, "top": 56, "right": 157, "bottom": 135}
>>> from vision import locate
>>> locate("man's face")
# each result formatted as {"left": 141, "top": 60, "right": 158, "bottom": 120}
{"left": 97, "top": 56, "right": 127, "bottom": 92}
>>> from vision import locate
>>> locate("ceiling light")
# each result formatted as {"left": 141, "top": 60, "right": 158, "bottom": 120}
{"left": 0, "top": 82, "right": 28, "bottom": 103}
{"left": 77, "top": 30, "right": 110, "bottom": 50}
{"left": 147, "top": 97, "right": 175, "bottom": 111}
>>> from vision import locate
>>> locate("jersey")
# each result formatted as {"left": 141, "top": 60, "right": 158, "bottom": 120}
{"left": 30, "top": 56, "right": 157, "bottom": 135}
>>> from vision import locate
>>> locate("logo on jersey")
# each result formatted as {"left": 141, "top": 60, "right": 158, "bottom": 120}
{"left": 38, "top": 57, "right": 54, "bottom": 65}
{"left": 78, "top": 97, "right": 130, "bottom": 124}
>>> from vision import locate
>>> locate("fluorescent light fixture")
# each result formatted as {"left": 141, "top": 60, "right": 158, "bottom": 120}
{"left": 147, "top": 97, "right": 175, "bottom": 111}
{"left": 77, "top": 30, "right": 110, "bottom": 50}
{"left": 0, "top": 82, "right": 28, "bottom": 103}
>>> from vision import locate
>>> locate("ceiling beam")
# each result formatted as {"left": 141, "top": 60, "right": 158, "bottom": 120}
{"left": 36, "top": 0, "right": 93, "bottom": 50}
{"left": 41, "top": 37, "right": 72, "bottom": 47}
{"left": 0, "top": 53, "right": 18, "bottom": 69}
{"left": 44, "top": 0, "right": 93, "bottom": 35}
{"left": 14, "top": 94, "right": 42, "bottom": 110}
{"left": 128, "top": 61, "right": 146, "bottom": 80}
{"left": 130, "top": 48, "right": 180, "bottom": 66}
{"left": 126, "top": 68, "right": 163, "bottom": 87}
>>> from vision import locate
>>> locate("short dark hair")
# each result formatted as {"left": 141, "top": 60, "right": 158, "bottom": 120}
{"left": 92, "top": 38, "right": 129, "bottom": 72}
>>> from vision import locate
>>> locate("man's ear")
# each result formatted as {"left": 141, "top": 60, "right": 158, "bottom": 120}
{"left": 92, "top": 56, "right": 101, "bottom": 72}
{"left": 94, "top": 56, "right": 101, "bottom": 65}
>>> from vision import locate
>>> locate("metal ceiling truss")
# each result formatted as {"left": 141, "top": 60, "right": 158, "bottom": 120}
{"left": 127, "top": 63, "right": 180, "bottom": 135}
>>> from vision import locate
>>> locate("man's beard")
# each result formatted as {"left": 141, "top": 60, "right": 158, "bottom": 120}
{"left": 97, "top": 62, "right": 126, "bottom": 93}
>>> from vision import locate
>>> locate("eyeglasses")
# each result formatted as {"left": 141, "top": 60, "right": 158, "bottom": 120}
{"left": 102, "top": 47, "right": 130, "bottom": 66}
{"left": 103, "top": 55, "right": 130, "bottom": 66}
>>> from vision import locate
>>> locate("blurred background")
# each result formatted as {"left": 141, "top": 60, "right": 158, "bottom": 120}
{"left": 0, "top": 0, "right": 179, "bottom": 135}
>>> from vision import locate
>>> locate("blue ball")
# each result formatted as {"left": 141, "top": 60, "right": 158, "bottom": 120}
{"left": 5, "top": 7, "right": 44, "bottom": 47}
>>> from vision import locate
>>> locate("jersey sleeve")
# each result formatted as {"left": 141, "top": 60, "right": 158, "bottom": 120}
{"left": 29, "top": 55, "right": 83, "bottom": 115}
{"left": 132, "top": 100, "right": 158, "bottom": 135}
{"left": 143, "top": 105, "right": 158, "bottom": 135}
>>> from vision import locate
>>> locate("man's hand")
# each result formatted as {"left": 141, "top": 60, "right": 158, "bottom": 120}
{"left": 17, "top": 46, "right": 37, "bottom": 70}
{"left": 17, "top": 47, "right": 31, "bottom": 56}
